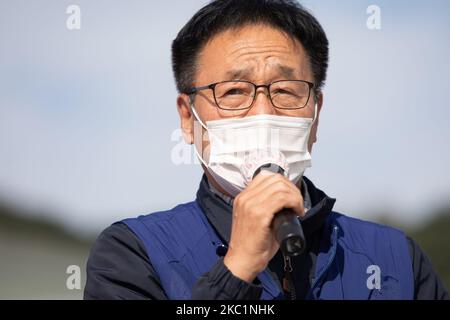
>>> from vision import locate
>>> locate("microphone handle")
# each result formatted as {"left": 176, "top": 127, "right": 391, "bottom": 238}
{"left": 253, "top": 163, "right": 306, "bottom": 256}
{"left": 272, "top": 208, "right": 305, "bottom": 257}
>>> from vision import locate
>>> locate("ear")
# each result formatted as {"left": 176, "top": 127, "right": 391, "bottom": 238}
{"left": 308, "top": 92, "right": 323, "bottom": 153}
{"left": 177, "top": 94, "right": 194, "bottom": 144}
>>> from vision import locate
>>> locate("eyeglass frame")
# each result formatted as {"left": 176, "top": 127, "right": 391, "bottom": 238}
{"left": 186, "top": 79, "right": 316, "bottom": 111}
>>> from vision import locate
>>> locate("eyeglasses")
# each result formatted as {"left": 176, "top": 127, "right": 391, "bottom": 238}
{"left": 186, "top": 80, "right": 315, "bottom": 111}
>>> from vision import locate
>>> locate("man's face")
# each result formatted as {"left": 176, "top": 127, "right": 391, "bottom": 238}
{"left": 177, "top": 23, "right": 322, "bottom": 164}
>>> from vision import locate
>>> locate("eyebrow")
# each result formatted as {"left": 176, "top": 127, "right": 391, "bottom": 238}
{"left": 225, "top": 68, "right": 254, "bottom": 80}
{"left": 225, "top": 64, "right": 296, "bottom": 81}
{"left": 276, "top": 64, "right": 296, "bottom": 79}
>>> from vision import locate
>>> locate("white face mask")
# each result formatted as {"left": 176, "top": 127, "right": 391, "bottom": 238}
{"left": 191, "top": 105, "right": 317, "bottom": 197}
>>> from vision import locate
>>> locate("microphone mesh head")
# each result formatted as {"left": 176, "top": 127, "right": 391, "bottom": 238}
{"left": 241, "top": 150, "right": 289, "bottom": 184}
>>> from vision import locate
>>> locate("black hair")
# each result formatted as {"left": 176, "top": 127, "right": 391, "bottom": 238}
{"left": 171, "top": 0, "right": 329, "bottom": 96}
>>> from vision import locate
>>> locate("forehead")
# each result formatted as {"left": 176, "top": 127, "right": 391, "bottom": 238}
{"left": 195, "top": 24, "right": 311, "bottom": 84}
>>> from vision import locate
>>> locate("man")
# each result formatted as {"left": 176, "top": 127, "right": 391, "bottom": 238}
{"left": 84, "top": 0, "right": 448, "bottom": 300}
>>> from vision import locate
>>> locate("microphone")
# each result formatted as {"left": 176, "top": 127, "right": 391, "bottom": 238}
{"left": 253, "top": 163, "right": 306, "bottom": 257}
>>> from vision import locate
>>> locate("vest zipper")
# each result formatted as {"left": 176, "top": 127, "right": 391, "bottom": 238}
{"left": 283, "top": 255, "right": 296, "bottom": 300}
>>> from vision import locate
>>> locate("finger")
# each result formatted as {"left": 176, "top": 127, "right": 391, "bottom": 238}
{"left": 250, "top": 180, "right": 304, "bottom": 219}
{"left": 265, "top": 187, "right": 304, "bottom": 217}
{"left": 245, "top": 171, "right": 288, "bottom": 197}
{"left": 248, "top": 173, "right": 299, "bottom": 201}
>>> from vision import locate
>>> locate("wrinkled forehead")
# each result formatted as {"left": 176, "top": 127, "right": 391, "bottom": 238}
{"left": 195, "top": 24, "right": 312, "bottom": 83}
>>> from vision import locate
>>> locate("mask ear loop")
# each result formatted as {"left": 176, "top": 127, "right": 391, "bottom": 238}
{"left": 189, "top": 100, "right": 238, "bottom": 195}
{"left": 311, "top": 102, "right": 318, "bottom": 126}
{"left": 189, "top": 100, "right": 210, "bottom": 168}
{"left": 189, "top": 94, "right": 210, "bottom": 129}
{"left": 292, "top": 102, "right": 317, "bottom": 189}
{"left": 304, "top": 102, "right": 318, "bottom": 143}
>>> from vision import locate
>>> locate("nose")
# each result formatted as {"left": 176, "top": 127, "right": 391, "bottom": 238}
{"left": 246, "top": 86, "right": 276, "bottom": 116}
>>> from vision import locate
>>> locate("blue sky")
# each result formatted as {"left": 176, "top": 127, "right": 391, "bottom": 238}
{"left": 0, "top": 0, "right": 449, "bottom": 235}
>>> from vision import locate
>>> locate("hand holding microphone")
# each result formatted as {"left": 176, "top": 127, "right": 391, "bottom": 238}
{"left": 223, "top": 166, "right": 306, "bottom": 283}
{"left": 253, "top": 164, "right": 306, "bottom": 257}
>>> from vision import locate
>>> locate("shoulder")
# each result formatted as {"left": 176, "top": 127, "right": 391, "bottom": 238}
{"left": 85, "top": 222, "right": 167, "bottom": 299}
{"left": 86, "top": 222, "right": 151, "bottom": 275}
{"left": 122, "top": 201, "right": 201, "bottom": 226}
{"left": 328, "top": 212, "right": 415, "bottom": 298}
{"left": 328, "top": 211, "right": 410, "bottom": 256}
{"left": 120, "top": 201, "right": 205, "bottom": 243}
{"left": 118, "top": 201, "right": 214, "bottom": 263}
{"left": 89, "top": 222, "right": 145, "bottom": 256}
{"left": 330, "top": 211, "right": 406, "bottom": 236}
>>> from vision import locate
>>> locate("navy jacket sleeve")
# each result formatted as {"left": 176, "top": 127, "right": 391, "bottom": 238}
{"left": 84, "top": 223, "right": 167, "bottom": 300}
{"left": 406, "top": 237, "right": 449, "bottom": 300}
{"left": 191, "top": 258, "right": 262, "bottom": 299}
{"left": 84, "top": 222, "right": 449, "bottom": 300}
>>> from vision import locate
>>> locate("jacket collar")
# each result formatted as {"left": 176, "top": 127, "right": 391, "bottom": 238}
{"left": 196, "top": 174, "right": 336, "bottom": 246}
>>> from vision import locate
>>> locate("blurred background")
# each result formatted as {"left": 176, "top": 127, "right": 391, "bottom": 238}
{"left": 0, "top": 0, "right": 449, "bottom": 299}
